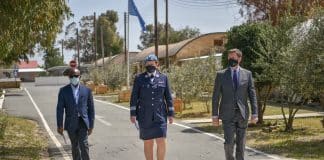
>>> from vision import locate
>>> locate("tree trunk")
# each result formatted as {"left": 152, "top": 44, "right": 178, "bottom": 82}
{"left": 257, "top": 100, "right": 264, "bottom": 124}
{"left": 285, "top": 115, "right": 294, "bottom": 132}
{"left": 281, "top": 104, "right": 288, "bottom": 130}
{"left": 205, "top": 100, "right": 210, "bottom": 113}
{"left": 256, "top": 83, "right": 272, "bottom": 125}
{"left": 183, "top": 101, "right": 186, "bottom": 110}
{"left": 256, "top": 85, "right": 264, "bottom": 124}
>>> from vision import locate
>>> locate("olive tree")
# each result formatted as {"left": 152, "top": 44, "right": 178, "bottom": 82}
{"left": 103, "top": 64, "right": 126, "bottom": 91}
{"left": 168, "top": 54, "right": 221, "bottom": 112}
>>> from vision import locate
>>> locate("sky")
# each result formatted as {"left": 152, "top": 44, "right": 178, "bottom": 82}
{"left": 30, "top": 0, "right": 244, "bottom": 65}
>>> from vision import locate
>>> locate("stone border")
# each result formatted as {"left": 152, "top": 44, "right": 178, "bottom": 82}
{"left": 0, "top": 90, "right": 5, "bottom": 109}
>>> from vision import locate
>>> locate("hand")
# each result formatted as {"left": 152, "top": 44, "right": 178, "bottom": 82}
{"left": 57, "top": 127, "right": 64, "bottom": 135}
{"left": 212, "top": 117, "right": 220, "bottom": 127}
{"left": 130, "top": 116, "right": 136, "bottom": 124}
{"left": 250, "top": 116, "right": 258, "bottom": 124}
{"left": 168, "top": 117, "right": 174, "bottom": 124}
{"left": 88, "top": 128, "right": 93, "bottom": 136}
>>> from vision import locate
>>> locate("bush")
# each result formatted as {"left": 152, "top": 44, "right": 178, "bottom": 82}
{"left": 102, "top": 64, "right": 127, "bottom": 91}
{"left": 88, "top": 68, "right": 104, "bottom": 85}
{"left": 167, "top": 54, "right": 221, "bottom": 111}
{"left": 87, "top": 64, "right": 128, "bottom": 91}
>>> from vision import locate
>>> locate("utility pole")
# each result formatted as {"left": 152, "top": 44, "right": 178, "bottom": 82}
{"left": 124, "top": 12, "right": 127, "bottom": 65}
{"left": 61, "top": 39, "right": 64, "bottom": 63}
{"left": 93, "top": 12, "right": 97, "bottom": 67}
{"left": 127, "top": 12, "right": 130, "bottom": 88}
{"left": 76, "top": 28, "right": 80, "bottom": 69}
{"left": 124, "top": 12, "right": 130, "bottom": 88}
{"left": 100, "top": 26, "right": 105, "bottom": 69}
{"left": 165, "top": 0, "right": 169, "bottom": 69}
{"left": 154, "top": 0, "right": 158, "bottom": 58}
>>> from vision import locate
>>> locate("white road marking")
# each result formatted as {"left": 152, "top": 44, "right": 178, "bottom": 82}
{"left": 94, "top": 98, "right": 282, "bottom": 160}
{"left": 96, "top": 115, "right": 112, "bottom": 126}
{"left": 94, "top": 99, "right": 129, "bottom": 111}
{"left": 25, "top": 88, "right": 71, "bottom": 160}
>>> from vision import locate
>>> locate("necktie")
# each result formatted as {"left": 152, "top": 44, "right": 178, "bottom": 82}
{"left": 233, "top": 70, "right": 238, "bottom": 90}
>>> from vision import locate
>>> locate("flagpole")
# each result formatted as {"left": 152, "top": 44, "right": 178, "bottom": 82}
{"left": 165, "top": 0, "right": 169, "bottom": 69}
{"left": 94, "top": 12, "right": 97, "bottom": 68}
{"left": 124, "top": 12, "right": 127, "bottom": 66}
{"left": 127, "top": 12, "right": 130, "bottom": 88}
{"left": 154, "top": 0, "right": 158, "bottom": 58}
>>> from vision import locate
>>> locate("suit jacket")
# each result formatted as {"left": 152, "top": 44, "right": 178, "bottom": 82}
{"left": 56, "top": 84, "right": 95, "bottom": 132}
{"left": 212, "top": 67, "right": 257, "bottom": 120}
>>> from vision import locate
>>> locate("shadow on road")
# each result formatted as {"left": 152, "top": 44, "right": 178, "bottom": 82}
{"left": 180, "top": 128, "right": 201, "bottom": 133}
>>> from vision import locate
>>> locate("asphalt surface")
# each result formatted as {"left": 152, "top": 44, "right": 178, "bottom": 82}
{"left": 3, "top": 83, "right": 279, "bottom": 160}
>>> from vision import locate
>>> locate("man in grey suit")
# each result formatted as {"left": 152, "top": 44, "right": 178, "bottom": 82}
{"left": 212, "top": 48, "right": 258, "bottom": 160}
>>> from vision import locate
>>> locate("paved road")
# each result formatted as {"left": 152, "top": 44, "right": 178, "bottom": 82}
{"left": 3, "top": 83, "right": 280, "bottom": 160}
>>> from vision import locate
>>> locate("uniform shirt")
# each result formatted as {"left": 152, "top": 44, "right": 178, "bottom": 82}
{"left": 148, "top": 70, "right": 157, "bottom": 82}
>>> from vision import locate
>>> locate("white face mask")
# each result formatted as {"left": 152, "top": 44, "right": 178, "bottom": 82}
{"left": 70, "top": 77, "right": 80, "bottom": 86}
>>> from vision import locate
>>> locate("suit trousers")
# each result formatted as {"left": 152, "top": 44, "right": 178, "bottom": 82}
{"left": 222, "top": 109, "right": 248, "bottom": 160}
{"left": 67, "top": 118, "right": 90, "bottom": 160}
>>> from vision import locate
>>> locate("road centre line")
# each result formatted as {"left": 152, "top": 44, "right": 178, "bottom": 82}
{"left": 96, "top": 115, "right": 112, "bottom": 126}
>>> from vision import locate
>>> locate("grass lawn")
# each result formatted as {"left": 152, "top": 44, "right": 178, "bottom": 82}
{"left": 0, "top": 112, "right": 48, "bottom": 160}
{"left": 195, "top": 117, "right": 324, "bottom": 160}
{"left": 174, "top": 101, "right": 322, "bottom": 119}
{"left": 175, "top": 101, "right": 212, "bottom": 119}
{"left": 264, "top": 103, "right": 322, "bottom": 115}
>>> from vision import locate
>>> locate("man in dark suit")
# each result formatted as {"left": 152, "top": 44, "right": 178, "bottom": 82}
{"left": 57, "top": 68, "right": 95, "bottom": 160}
{"left": 212, "top": 49, "right": 258, "bottom": 160}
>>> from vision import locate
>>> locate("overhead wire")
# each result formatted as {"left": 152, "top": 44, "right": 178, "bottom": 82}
{"left": 174, "top": 0, "right": 237, "bottom": 4}
{"left": 170, "top": 0, "right": 239, "bottom": 9}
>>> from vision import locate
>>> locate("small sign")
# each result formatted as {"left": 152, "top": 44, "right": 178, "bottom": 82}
{"left": 13, "top": 69, "right": 18, "bottom": 78}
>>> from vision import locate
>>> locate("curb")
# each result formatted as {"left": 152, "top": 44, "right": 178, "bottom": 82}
{"left": 0, "top": 90, "right": 5, "bottom": 109}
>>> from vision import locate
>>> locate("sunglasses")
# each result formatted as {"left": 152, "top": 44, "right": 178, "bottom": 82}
{"left": 69, "top": 75, "right": 80, "bottom": 78}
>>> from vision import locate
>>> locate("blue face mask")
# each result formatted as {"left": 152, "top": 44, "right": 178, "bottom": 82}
{"left": 70, "top": 77, "right": 80, "bottom": 86}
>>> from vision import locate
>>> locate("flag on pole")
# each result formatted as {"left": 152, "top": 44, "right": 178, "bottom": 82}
{"left": 128, "top": 0, "right": 146, "bottom": 32}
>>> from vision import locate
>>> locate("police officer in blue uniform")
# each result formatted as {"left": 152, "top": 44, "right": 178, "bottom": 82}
{"left": 130, "top": 54, "right": 174, "bottom": 160}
